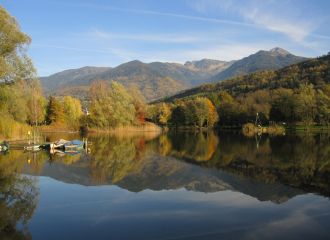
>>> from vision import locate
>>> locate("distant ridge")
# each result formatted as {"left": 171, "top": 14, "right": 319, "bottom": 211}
{"left": 205, "top": 48, "right": 309, "bottom": 84}
{"left": 39, "top": 48, "right": 309, "bottom": 102}
{"left": 52, "top": 60, "right": 186, "bottom": 101}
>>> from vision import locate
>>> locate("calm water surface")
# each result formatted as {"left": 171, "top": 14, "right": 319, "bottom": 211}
{"left": 1, "top": 131, "right": 330, "bottom": 239}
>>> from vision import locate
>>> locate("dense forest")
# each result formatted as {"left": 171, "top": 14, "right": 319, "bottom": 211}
{"left": 150, "top": 53, "right": 330, "bottom": 128}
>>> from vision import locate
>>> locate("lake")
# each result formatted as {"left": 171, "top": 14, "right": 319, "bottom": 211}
{"left": 1, "top": 131, "right": 330, "bottom": 240}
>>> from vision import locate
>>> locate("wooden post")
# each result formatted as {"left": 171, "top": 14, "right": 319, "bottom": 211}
{"left": 85, "top": 138, "right": 88, "bottom": 154}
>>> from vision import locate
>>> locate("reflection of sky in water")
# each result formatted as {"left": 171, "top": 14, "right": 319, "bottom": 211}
{"left": 28, "top": 176, "right": 330, "bottom": 240}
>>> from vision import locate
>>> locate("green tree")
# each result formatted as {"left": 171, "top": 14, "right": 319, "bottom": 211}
{"left": 89, "top": 80, "right": 135, "bottom": 128}
{"left": 194, "top": 97, "right": 210, "bottom": 127}
{"left": 218, "top": 91, "right": 234, "bottom": 103}
{"left": 170, "top": 104, "right": 186, "bottom": 127}
{"left": 208, "top": 92, "right": 220, "bottom": 108}
{"left": 0, "top": 4, "right": 37, "bottom": 83}
{"left": 278, "top": 95, "right": 300, "bottom": 127}
{"left": 184, "top": 100, "right": 198, "bottom": 126}
{"left": 296, "top": 83, "right": 317, "bottom": 129}
{"left": 316, "top": 90, "right": 330, "bottom": 128}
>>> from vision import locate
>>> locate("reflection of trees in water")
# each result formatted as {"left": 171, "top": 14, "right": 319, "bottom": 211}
{"left": 26, "top": 150, "right": 49, "bottom": 175}
{"left": 0, "top": 151, "right": 40, "bottom": 239}
{"left": 88, "top": 134, "right": 148, "bottom": 184}
{"left": 149, "top": 131, "right": 219, "bottom": 161}
{"left": 62, "top": 153, "right": 82, "bottom": 165}
{"left": 194, "top": 132, "right": 330, "bottom": 197}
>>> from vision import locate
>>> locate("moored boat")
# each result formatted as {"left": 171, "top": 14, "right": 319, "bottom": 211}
{"left": 53, "top": 139, "right": 70, "bottom": 149}
{"left": 0, "top": 141, "right": 9, "bottom": 151}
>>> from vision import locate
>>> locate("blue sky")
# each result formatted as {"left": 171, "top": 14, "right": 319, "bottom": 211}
{"left": 2, "top": 0, "right": 330, "bottom": 76}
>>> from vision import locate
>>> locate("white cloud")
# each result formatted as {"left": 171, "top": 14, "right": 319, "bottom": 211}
{"left": 32, "top": 43, "right": 144, "bottom": 56}
{"left": 90, "top": 28, "right": 206, "bottom": 43}
{"left": 186, "top": 0, "right": 328, "bottom": 45}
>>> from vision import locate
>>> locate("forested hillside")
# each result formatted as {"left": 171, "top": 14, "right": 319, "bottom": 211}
{"left": 39, "top": 66, "right": 111, "bottom": 93}
{"left": 159, "top": 53, "right": 329, "bottom": 103}
{"left": 146, "top": 53, "right": 330, "bottom": 128}
{"left": 56, "top": 60, "right": 186, "bottom": 101}
{"left": 148, "top": 62, "right": 202, "bottom": 86}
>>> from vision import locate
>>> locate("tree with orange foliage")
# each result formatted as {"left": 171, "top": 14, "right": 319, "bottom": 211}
{"left": 206, "top": 98, "right": 218, "bottom": 126}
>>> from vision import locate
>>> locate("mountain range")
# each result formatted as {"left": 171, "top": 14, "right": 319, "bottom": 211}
{"left": 39, "top": 47, "right": 308, "bottom": 101}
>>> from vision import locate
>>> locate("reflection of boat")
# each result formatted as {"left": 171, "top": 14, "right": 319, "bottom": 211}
{"left": 65, "top": 148, "right": 84, "bottom": 156}
{"left": 64, "top": 140, "right": 84, "bottom": 150}
{"left": 0, "top": 141, "right": 9, "bottom": 151}
{"left": 24, "top": 149, "right": 40, "bottom": 153}
{"left": 0, "top": 149, "right": 9, "bottom": 156}
{"left": 24, "top": 143, "right": 40, "bottom": 150}
{"left": 50, "top": 148, "right": 65, "bottom": 157}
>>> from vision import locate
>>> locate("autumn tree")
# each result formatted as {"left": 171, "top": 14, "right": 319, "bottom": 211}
{"left": 206, "top": 98, "right": 218, "bottom": 126}
{"left": 146, "top": 104, "right": 159, "bottom": 123}
{"left": 63, "top": 96, "right": 82, "bottom": 122}
{"left": 128, "top": 88, "right": 147, "bottom": 125}
{"left": 46, "top": 97, "right": 66, "bottom": 124}
{"left": 158, "top": 103, "right": 171, "bottom": 125}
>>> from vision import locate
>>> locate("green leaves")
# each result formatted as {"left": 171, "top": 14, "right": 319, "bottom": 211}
{"left": 0, "top": 4, "right": 37, "bottom": 83}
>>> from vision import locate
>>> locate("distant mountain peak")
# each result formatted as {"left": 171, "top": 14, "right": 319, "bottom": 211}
{"left": 270, "top": 47, "right": 291, "bottom": 55}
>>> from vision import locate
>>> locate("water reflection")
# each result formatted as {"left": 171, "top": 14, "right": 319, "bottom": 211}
{"left": 2, "top": 131, "right": 330, "bottom": 239}
{"left": 19, "top": 131, "right": 330, "bottom": 200}
{"left": 0, "top": 151, "right": 39, "bottom": 239}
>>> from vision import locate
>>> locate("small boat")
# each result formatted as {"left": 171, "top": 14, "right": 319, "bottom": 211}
{"left": 0, "top": 141, "right": 9, "bottom": 151}
{"left": 53, "top": 139, "right": 70, "bottom": 149}
{"left": 64, "top": 140, "right": 85, "bottom": 150}
{"left": 40, "top": 143, "right": 51, "bottom": 149}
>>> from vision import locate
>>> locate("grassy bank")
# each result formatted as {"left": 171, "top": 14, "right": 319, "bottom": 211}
{"left": 242, "top": 123, "right": 285, "bottom": 133}
{"left": 0, "top": 117, "right": 32, "bottom": 141}
{"left": 83, "top": 122, "right": 162, "bottom": 132}
{"left": 284, "top": 125, "right": 330, "bottom": 131}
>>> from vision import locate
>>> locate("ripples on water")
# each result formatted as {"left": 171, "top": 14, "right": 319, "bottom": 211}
{"left": 1, "top": 131, "right": 330, "bottom": 239}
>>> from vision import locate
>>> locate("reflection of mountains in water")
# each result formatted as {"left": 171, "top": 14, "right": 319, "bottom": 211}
{"left": 21, "top": 152, "right": 305, "bottom": 204}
